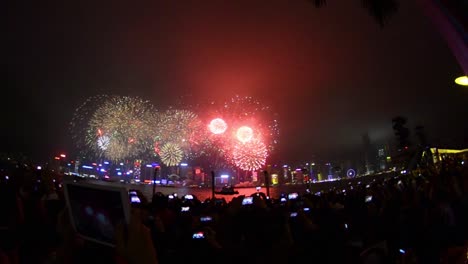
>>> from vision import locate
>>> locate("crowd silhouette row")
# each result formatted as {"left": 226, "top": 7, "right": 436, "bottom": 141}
{"left": 0, "top": 157, "right": 467, "bottom": 264}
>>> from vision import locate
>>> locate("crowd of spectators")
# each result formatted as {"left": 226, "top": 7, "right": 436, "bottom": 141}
{"left": 0, "top": 157, "right": 467, "bottom": 263}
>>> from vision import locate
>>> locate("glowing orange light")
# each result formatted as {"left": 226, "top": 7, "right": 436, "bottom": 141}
{"left": 60, "top": 154, "right": 66, "bottom": 158}
{"left": 455, "top": 76, "right": 468, "bottom": 86}
{"left": 54, "top": 157, "right": 60, "bottom": 160}
{"left": 208, "top": 118, "right": 227, "bottom": 134}
{"left": 97, "top": 129, "right": 103, "bottom": 136}
{"left": 236, "top": 126, "right": 253, "bottom": 143}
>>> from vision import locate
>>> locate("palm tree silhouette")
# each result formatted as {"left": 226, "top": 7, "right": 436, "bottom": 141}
{"left": 308, "top": 0, "right": 399, "bottom": 27}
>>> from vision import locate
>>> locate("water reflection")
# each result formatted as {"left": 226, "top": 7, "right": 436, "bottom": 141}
{"left": 116, "top": 172, "right": 393, "bottom": 202}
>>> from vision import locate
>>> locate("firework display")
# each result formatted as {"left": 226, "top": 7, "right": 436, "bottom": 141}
{"left": 87, "top": 96, "right": 156, "bottom": 161}
{"left": 71, "top": 94, "right": 279, "bottom": 172}
{"left": 155, "top": 109, "right": 207, "bottom": 161}
{"left": 208, "top": 95, "right": 280, "bottom": 152}
{"left": 160, "top": 142, "right": 183, "bottom": 166}
{"left": 70, "top": 95, "right": 111, "bottom": 157}
{"left": 208, "top": 118, "right": 228, "bottom": 134}
{"left": 97, "top": 135, "right": 110, "bottom": 150}
{"left": 236, "top": 126, "right": 253, "bottom": 143}
{"left": 232, "top": 139, "right": 268, "bottom": 171}
{"left": 201, "top": 95, "right": 280, "bottom": 170}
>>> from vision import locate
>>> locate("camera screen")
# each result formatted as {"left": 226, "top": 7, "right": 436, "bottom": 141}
{"left": 290, "top": 212, "right": 298, "bottom": 217}
{"left": 288, "top": 193, "right": 298, "bottom": 199}
{"left": 192, "top": 232, "right": 204, "bottom": 239}
{"left": 130, "top": 196, "right": 141, "bottom": 203}
{"left": 181, "top": 206, "right": 190, "bottom": 212}
{"left": 184, "top": 194, "right": 193, "bottom": 200}
{"left": 365, "top": 196, "right": 373, "bottom": 203}
{"left": 242, "top": 197, "right": 253, "bottom": 205}
{"left": 280, "top": 197, "right": 287, "bottom": 202}
{"left": 200, "top": 216, "right": 212, "bottom": 222}
{"left": 65, "top": 183, "right": 128, "bottom": 247}
{"left": 256, "top": 187, "right": 261, "bottom": 191}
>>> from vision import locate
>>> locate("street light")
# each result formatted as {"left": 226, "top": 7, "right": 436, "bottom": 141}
{"left": 455, "top": 76, "right": 468, "bottom": 86}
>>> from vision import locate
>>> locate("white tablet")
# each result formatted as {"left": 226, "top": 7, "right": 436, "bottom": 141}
{"left": 63, "top": 181, "right": 131, "bottom": 247}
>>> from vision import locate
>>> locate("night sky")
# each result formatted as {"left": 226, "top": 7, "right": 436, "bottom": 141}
{"left": 5, "top": 0, "right": 468, "bottom": 163}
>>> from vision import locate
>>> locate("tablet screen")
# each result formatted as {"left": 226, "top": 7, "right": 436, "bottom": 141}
{"left": 65, "top": 183, "right": 129, "bottom": 247}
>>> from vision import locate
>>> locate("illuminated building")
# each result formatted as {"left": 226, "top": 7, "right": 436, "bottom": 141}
{"left": 428, "top": 148, "right": 468, "bottom": 164}
{"left": 377, "top": 145, "right": 390, "bottom": 171}
{"left": 271, "top": 173, "right": 279, "bottom": 185}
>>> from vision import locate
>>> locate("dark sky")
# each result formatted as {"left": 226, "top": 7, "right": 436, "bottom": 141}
{"left": 5, "top": 0, "right": 468, "bottom": 163}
